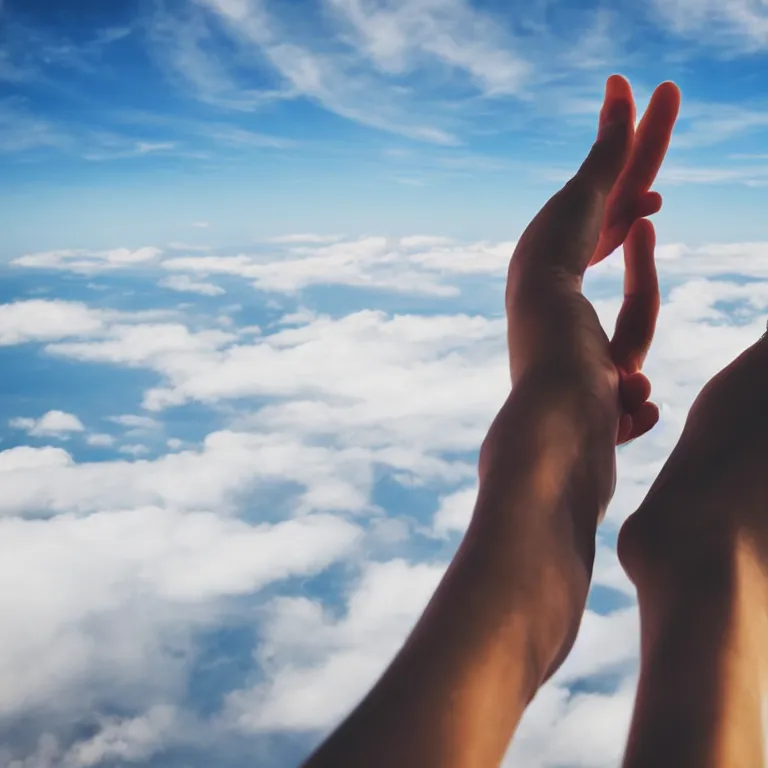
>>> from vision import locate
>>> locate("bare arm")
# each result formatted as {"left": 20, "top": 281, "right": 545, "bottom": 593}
{"left": 300, "top": 74, "right": 679, "bottom": 768}
{"left": 303, "top": 374, "right": 614, "bottom": 768}
{"left": 620, "top": 503, "right": 768, "bottom": 768}
{"left": 618, "top": 330, "right": 768, "bottom": 768}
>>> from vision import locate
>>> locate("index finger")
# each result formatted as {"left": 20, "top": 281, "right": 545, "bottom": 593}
{"left": 611, "top": 82, "right": 681, "bottom": 209}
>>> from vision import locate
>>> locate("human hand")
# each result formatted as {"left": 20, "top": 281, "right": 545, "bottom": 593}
{"left": 591, "top": 77, "right": 681, "bottom": 267}
{"left": 506, "top": 75, "right": 680, "bottom": 448}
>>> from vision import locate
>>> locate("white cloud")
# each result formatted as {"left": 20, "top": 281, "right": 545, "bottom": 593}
{"left": 0, "top": 300, "right": 107, "bottom": 345}
{"left": 399, "top": 235, "right": 455, "bottom": 248}
{"left": 504, "top": 675, "right": 638, "bottom": 767}
{"left": 160, "top": 235, "right": 511, "bottom": 296}
{"left": 652, "top": 0, "right": 768, "bottom": 51}
{"left": 0, "top": 429, "right": 436, "bottom": 517}
{"left": 269, "top": 233, "right": 344, "bottom": 244}
{"left": 13, "top": 247, "right": 162, "bottom": 273}
{"left": 432, "top": 484, "right": 477, "bottom": 536}
{"left": 0, "top": 445, "right": 72, "bottom": 473}
{"left": 191, "top": 221, "right": 210, "bottom": 229}
{"left": 226, "top": 557, "right": 445, "bottom": 730}
{"left": 118, "top": 444, "right": 151, "bottom": 457}
{"left": 165, "top": 0, "right": 464, "bottom": 145}
{"left": 659, "top": 163, "right": 768, "bottom": 185}
{"left": 9, "top": 232, "right": 768, "bottom": 764}
{"left": 159, "top": 274, "right": 226, "bottom": 296}
{"left": 86, "top": 433, "right": 116, "bottom": 448}
{"left": 0, "top": 98, "right": 69, "bottom": 153}
{"left": 276, "top": 307, "right": 319, "bottom": 326}
{"left": 226, "top": 555, "right": 638, "bottom": 768}
{"left": 0, "top": 506, "right": 361, "bottom": 721}
{"left": 670, "top": 101, "right": 768, "bottom": 150}
{"left": 63, "top": 705, "right": 177, "bottom": 766}
{"left": 325, "top": 0, "right": 530, "bottom": 95}
{"left": 68, "top": 311, "right": 507, "bottom": 475}
{"left": 167, "top": 242, "right": 212, "bottom": 251}
{"left": 213, "top": 126, "right": 295, "bottom": 149}
{"left": 108, "top": 415, "right": 160, "bottom": 430}
{"left": 10, "top": 411, "right": 85, "bottom": 438}
{"left": 47, "top": 323, "right": 236, "bottom": 368}
{"left": 82, "top": 141, "right": 176, "bottom": 162}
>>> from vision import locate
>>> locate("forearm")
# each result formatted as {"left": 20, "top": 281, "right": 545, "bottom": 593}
{"left": 621, "top": 513, "right": 768, "bottom": 768}
{"left": 303, "top": 375, "right": 616, "bottom": 768}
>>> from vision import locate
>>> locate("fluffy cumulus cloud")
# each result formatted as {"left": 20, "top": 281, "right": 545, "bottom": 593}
{"left": 158, "top": 235, "right": 513, "bottom": 296}
{"left": 0, "top": 300, "right": 108, "bottom": 345}
{"left": 9, "top": 410, "right": 85, "bottom": 438}
{"left": 3, "top": 231, "right": 768, "bottom": 765}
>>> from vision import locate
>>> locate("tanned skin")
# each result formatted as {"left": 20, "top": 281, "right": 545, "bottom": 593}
{"left": 298, "top": 75, "right": 749, "bottom": 768}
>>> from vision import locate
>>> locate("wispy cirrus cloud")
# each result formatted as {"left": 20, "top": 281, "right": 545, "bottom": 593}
{"left": 323, "top": 0, "right": 530, "bottom": 96}
{"left": 0, "top": 99, "right": 186, "bottom": 161}
{"left": 81, "top": 139, "right": 177, "bottom": 161}
{"left": 153, "top": 0, "right": 541, "bottom": 145}
{"left": 0, "top": 98, "right": 69, "bottom": 153}
{"left": 651, "top": 0, "right": 768, "bottom": 51}
{"left": 671, "top": 100, "right": 768, "bottom": 149}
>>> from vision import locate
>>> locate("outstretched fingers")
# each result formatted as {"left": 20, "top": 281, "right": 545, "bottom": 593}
{"left": 617, "top": 81, "right": 681, "bottom": 201}
{"left": 590, "top": 81, "right": 680, "bottom": 266}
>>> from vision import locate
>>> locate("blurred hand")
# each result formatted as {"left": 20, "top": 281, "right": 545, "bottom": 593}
{"left": 506, "top": 74, "right": 680, "bottom": 449}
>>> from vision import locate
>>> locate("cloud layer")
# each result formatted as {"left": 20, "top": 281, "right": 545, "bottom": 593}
{"left": 2, "top": 230, "right": 768, "bottom": 765}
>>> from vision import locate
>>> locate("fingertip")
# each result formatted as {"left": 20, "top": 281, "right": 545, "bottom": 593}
{"left": 634, "top": 192, "right": 663, "bottom": 220}
{"left": 623, "top": 219, "right": 657, "bottom": 280}
{"left": 648, "top": 80, "right": 682, "bottom": 123}
{"left": 630, "top": 400, "right": 660, "bottom": 439}
{"left": 620, "top": 370, "right": 652, "bottom": 408}
{"left": 659, "top": 80, "right": 682, "bottom": 106}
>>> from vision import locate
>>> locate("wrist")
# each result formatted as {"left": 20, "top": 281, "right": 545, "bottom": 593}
{"left": 481, "top": 367, "right": 618, "bottom": 493}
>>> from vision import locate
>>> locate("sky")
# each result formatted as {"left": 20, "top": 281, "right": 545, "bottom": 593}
{"left": 2, "top": 0, "right": 768, "bottom": 766}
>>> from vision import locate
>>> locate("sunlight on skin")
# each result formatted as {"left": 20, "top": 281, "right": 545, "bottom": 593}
{"left": 596, "top": 76, "right": 680, "bottom": 443}
{"left": 507, "top": 75, "right": 679, "bottom": 447}
{"left": 302, "top": 75, "right": 682, "bottom": 768}
{"left": 592, "top": 76, "right": 681, "bottom": 268}
{"left": 720, "top": 538, "right": 768, "bottom": 765}
{"left": 619, "top": 329, "right": 768, "bottom": 767}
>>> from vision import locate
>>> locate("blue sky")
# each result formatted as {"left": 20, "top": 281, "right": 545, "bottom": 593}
{"left": 3, "top": 1, "right": 768, "bottom": 767}
{"left": 5, "top": 0, "right": 768, "bottom": 256}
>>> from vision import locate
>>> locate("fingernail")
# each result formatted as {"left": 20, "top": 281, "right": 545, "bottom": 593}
{"left": 598, "top": 99, "right": 630, "bottom": 141}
